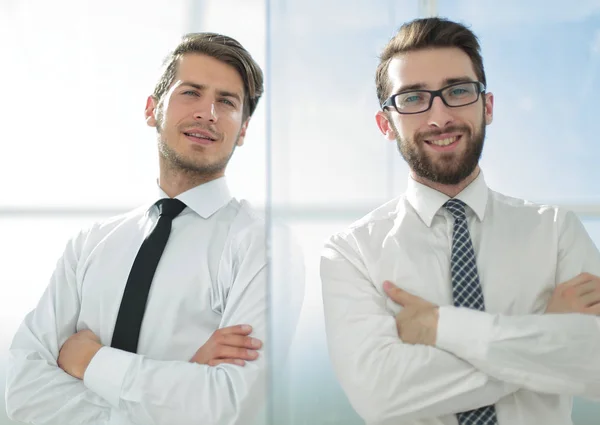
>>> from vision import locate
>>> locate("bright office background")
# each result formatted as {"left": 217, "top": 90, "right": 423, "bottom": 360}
{"left": 1, "top": 0, "right": 599, "bottom": 424}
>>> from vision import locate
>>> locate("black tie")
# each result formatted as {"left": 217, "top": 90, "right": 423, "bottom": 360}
{"left": 111, "top": 198, "right": 186, "bottom": 353}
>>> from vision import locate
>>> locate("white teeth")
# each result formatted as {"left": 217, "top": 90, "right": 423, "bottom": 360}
{"left": 188, "top": 133, "right": 211, "bottom": 140}
{"left": 430, "top": 136, "right": 458, "bottom": 146}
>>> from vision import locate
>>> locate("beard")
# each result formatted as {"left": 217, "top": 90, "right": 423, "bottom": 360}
{"left": 158, "top": 138, "right": 237, "bottom": 177}
{"left": 391, "top": 112, "right": 486, "bottom": 185}
{"left": 155, "top": 113, "right": 240, "bottom": 178}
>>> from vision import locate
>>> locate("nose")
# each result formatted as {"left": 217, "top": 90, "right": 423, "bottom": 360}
{"left": 193, "top": 98, "right": 218, "bottom": 123}
{"left": 426, "top": 96, "right": 454, "bottom": 129}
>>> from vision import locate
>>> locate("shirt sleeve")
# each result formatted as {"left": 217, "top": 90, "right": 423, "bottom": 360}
{"left": 82, "top": 222, "right": 305, "bottom": 425}
{"left": 5, "top": 229, "right": 113, "bottom": 424}
{"left": 320, "top": 233, "right": 520, "bottom": 425}
{"left": 435, "top": 210, "right": 600, "bottom": 401}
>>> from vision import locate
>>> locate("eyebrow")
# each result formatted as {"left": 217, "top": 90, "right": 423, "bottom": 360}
{"left": 179, "top": 82, "right": 243, "bottom": 103}
{"left": 396, "top": 76, "right": 475, "bottom": 94}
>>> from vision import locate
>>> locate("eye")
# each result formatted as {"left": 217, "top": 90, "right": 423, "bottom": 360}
{"left": 404, "top": 95, "right": 422, "bottom": 103}
{"left": 182, "top": 90, "right": 199, "bottom": 96}
{"left": 219, "top": 98, "right": 235, "bottom": 107}
{"left": 446, "top": 84, "right": 476, "bottom": 98}
{"left": 398, "top": 92, "right": 426, "bottom": 105}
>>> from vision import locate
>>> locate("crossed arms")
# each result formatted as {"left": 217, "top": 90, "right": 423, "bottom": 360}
{"left": 320, "top": 212, "right": 600, "bottom": 424}
{"left": 5, "top": 225, "right": 304, "bottom": 425}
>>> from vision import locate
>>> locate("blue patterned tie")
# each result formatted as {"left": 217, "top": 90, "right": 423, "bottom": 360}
{"left": 444, "top": 199, "right": 498, "bottom": 425}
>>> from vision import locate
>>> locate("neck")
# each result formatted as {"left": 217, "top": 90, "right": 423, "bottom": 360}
{"left": 411, "top": 166, "right": 480, "bottom": 198}
{"left": 158, "top": 159, "right": 224, "bottom": 198}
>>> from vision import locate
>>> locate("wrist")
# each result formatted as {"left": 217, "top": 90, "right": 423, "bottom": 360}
{"left": 430, "top": 307, "right": 440, "bottom": 345}
{"left": 80, "top": 341, "right": 103, "bottom": 378}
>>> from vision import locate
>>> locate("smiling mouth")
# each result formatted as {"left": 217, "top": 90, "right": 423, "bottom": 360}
{"left": 425, "top": 135, "right": 460, "bottom": 146}
{"left": 183, "top": 132, "right": 217, "bottom": 142}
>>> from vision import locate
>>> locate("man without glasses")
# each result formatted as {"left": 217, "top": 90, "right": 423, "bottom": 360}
{"left": 6, "top": 32, "right": 304, "bottom": 425}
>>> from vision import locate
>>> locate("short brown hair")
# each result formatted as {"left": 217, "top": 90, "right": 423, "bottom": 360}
{"left": 153, "top": 32, "right": 264, "bottom": 119}
{"left": 375, "top": 17, "right": 486, "bottom": 106}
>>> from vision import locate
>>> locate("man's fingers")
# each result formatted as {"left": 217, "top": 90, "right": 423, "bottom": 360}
{"left": 220, "top": 334, "right": 262, "bottom": 350}
{"left": 574, "top": 280, "right": 600, "bottom": 296}
{"left": 581, "top": 291, "right": 600, "bottom": 308}
{"left": 560, "top": 272, "right": 597, "bottom": 288}
{"left": 383, "top": 280, "right": 406, "bottom": 304}
{"left": 383, "top": 281, "right": 422, "bottom": 306}
{"left": 77, "top": 329, "right": 100, "bottom": 343}
{"left": 216, "top": 325, "right": 253, "bottom": 336}
{"left": 215, "top": 346, "right": 259, "bottom": 361}
{"left": 584, "top": 302, "right": 600, "bottom": 316}
{"left": 208, "top": 358, "right": 246, "bottom": 367}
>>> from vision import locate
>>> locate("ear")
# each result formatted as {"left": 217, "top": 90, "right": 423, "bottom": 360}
{"left": 484, "top": 92, "right": 494, "bottom": 125}
{"left": 375, "top": 110, "right": 397, "bottom": 141}
{"left": 236, "top": 118, "right": 250, "bottom": 147}
{"left": 145, "top": 96, "right": 158, "bottom": 127}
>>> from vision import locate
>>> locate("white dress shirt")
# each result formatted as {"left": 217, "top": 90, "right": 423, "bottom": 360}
{"left": 6, "top": 177, "right": 304, "bottom": 425}
{"left": 321, "top": 171, "right": 600, "bottom": 425}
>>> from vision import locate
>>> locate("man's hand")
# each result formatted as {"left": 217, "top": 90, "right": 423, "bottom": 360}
{"left": 190, "top": 325, "right": 262, "bottom": 366}
{"left": 383, "top": 281, "right": 439, "bottom": 346}
{"left": 546, "top": 272, "right": 600, "bottom": 315}
{"left": 57, "top": 329, "right": 103, "bottom": 380}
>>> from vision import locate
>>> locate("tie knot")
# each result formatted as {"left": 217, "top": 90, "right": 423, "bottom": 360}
{"left": 444, "top": 198, "right": 467, "bottom": 220}
{"left": 157, "top": 198, "right": 186, "bottom": 219}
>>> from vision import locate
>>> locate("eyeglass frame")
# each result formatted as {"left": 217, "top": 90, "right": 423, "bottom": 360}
{"left": 381, "top": 81, "right": 486, "bottom": 115}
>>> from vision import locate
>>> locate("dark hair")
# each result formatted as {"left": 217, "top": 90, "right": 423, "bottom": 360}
{"left": 375, "top": 17, "right": 486, "bottom": 105}
{"left": 153, "top": 32, "right": 264, "bottom": 119}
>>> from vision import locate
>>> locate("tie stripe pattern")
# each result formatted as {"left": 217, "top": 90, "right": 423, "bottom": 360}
{"left": 444, "top": 199, "right": 499, "bottom": 425}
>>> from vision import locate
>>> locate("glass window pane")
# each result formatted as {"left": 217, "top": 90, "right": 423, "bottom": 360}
{"left": 267, "top": 2, "right": 600, "bottom": 422}
{"left": 268, "top": 1, "right": 422, "bottom": 207}
{"left": 269, "top": 219, "right": 362, "bottom": 424}
{"left": 267, "top": 217, "right": 600, "bottom": 425}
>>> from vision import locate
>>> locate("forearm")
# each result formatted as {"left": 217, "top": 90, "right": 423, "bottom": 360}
{"left": 83, "top": 347, "right": 266, "bottom": 425}
{"left": 434, "top": 209, "right": 600, "bottom": 400}
{"left": 327, "top": 315, "right": 519, "bottom": 424}
{"left": 6, "top": 231, "right": 115, "bottom": 425}
{"left": 436, "top": 307, "right": 600, "bottom": 400}
{"left": 83, "top": 250, "right": 284, "bottom": 425}
{"left": 321, "top": 239, "right": 519, "bottom": 424}
{"left": 6, "top": 321, "right": 112, "bottom": 424}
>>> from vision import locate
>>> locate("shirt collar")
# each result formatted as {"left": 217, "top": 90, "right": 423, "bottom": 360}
{"left": 405, "top": 170, "right": 488, "bottom": 227}
{"left": 153, "top": 176, "right": 233, "bottom": 219}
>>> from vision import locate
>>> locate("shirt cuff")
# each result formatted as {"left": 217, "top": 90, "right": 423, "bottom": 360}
{"left": 83, "top": 346, "right": 136, "bottom": 408}
{"left": 435, "top": 306, "right": 495, "bottom": 360}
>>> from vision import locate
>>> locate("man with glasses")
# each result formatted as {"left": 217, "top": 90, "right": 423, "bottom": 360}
{"left": 321, "top": 17, "right": 600, "bottom": 425}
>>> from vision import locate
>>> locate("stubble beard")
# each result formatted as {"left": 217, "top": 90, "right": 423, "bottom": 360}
{"left": 155, "top": 111, "right": 239, "bottom": 179}
{"left": 157, "top": 136, "right": 237, "bottom": 177}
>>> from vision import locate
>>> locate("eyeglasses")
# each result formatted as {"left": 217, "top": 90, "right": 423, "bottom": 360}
{"left": 382, "top": 81, "right": 486, "bottom": 115}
